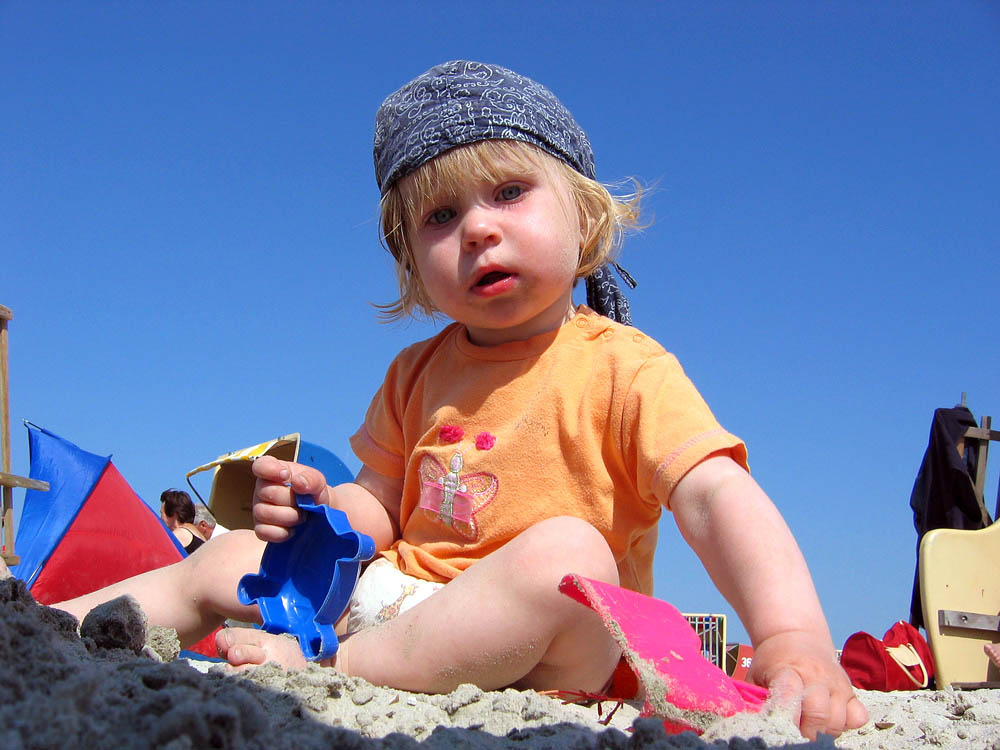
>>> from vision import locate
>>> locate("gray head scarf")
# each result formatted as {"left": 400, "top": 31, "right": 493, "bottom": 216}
{"left": 373, "top": 60, "right": 635, "bottom": 324}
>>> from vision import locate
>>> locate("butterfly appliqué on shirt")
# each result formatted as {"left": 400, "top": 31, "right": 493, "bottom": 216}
{"left": 418, "top": 450, "right": 498, "bottom": 540}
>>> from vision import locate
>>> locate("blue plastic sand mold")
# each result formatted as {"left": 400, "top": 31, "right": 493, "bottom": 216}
{"left": 237, "top": 496, "right": 375, "bottom": 661}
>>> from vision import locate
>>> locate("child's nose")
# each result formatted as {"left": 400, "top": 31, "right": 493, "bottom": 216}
{"left": 461, "top": 209, "right": 501, "bottom": 252}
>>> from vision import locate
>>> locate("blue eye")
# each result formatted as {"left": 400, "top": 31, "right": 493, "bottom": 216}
{"left": 498, "top": 185, "right": 523, "bottom": 201}
{"left": 428, "top": 207, "right": 456, "bottom": 225}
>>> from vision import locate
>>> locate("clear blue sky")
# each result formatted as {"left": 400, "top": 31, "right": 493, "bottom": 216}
{"left": 3, "top": 2, "right": 998, "bottom": 647}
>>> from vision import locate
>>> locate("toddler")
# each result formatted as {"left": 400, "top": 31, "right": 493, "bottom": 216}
{"left": 57, "top": 60, "right": 866, "bottom": 740}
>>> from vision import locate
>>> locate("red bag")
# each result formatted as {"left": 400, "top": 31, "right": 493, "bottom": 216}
{"left": 841, "top": 621, "right": 935, "bottom": 691}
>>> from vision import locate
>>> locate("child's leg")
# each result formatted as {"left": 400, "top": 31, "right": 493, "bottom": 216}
{"left": 55, "top": 529, "right": 266, "bottom": 646}
{"left": 222, "top": 516, "right": 622, "bottom": 693}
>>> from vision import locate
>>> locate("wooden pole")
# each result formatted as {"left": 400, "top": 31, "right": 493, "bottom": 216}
{"left": 964, "top": 416, "right": 1000, "bottom": 527}
{"left": 0, "top": 304, "right": 18, "bottom": 564}
{"left": 0, "top": 305, "right": 49, "bottom": 566}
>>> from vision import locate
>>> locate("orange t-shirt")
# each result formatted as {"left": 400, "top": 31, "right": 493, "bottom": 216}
{"left": 350, "top": 307, "right": 747, "bottom": 594}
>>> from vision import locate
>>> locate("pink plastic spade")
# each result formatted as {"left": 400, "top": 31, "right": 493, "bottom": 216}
{"left": 559, "top": 574, "right": 768, "bottom": 734}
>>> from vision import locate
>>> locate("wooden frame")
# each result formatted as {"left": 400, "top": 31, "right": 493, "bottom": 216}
{"left": 1, "top": 305, "right": 50, "bottom": 566}
{"left": 963, "top": 415, "right": 1000, "bottom": 522}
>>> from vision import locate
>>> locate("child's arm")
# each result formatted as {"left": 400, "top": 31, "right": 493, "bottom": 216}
{"left": 251, "top": 455, "right": 402, "bottom": 551}
{"left": 666, "top": 454, "right": 868, "bottom": 740}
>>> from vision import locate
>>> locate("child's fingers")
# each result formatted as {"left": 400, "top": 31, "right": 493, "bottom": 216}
{"left": 251, "top": 454, "right": 293, "bottom": 482}
{"left": 250, "top": 457, "right": 331, "bottom": 541}
{"left": 253, "top": 521, "right": 298, "bottom": 544}
{"left": 286, "top": 467, "right": 329, "bottom": 499}
{"left": 764, "top": 666, "right": 866, "bottom": 740}
{"left": 252, "top": 482, "right": 305, "bottom": 541}
{"left": 845, "top": 694, "right": 869, "bottom": 732}
{"left": 252, "top": 455, "right": 329, "bottom": 502}
{"left": 798, "top": 681, "right": 839, "bottom": 741}
{"left": 253, "top": 478, "right": 299, "bottom": 510}
{"left": 764, "top": 668, "right": 805, "bottom": 731}
{"left": 821, "top": 667, "right": 868, "bottom": 736}
{"left": 253, "top": 497, "right": 303, "bottom": 529}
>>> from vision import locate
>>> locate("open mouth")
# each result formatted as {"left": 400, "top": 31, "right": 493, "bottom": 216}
{"left": 474, "top": 271, "right": 512, "bottom": 287}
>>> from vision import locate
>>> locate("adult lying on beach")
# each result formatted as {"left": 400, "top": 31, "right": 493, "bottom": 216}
{"left": 52, "top": 60, "right": 866, "bottom": 741}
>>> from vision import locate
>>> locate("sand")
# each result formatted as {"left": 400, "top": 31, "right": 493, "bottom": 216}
{"left": 1, "top": 578, "right": 998, "bottom": 749}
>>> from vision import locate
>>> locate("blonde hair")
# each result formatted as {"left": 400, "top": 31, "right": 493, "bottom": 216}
{"left": 377, "top": 140, "right": 643, "bottom": 321}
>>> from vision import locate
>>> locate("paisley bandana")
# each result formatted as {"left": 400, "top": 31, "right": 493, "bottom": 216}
{"left": 374, "top": 60, "right": 594, "bottom": 192}
{"left": 373, "top": 60, "right": 635, "bottom": 324}
{"left": 586, "top": 263, "right": 637, "bottom": 325}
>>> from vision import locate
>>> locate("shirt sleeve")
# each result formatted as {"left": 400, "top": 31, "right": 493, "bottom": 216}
{"left": 349, "top": 358, "right": 408, "bottom": 480}
{"left": 620, "top": 351, "right": 748, "bottom": 510}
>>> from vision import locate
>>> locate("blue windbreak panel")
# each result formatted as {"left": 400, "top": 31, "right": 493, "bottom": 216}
{"left": 9, "top": 425, "right": 109, "bottom": 587}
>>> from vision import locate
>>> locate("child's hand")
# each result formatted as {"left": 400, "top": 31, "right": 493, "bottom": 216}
{"left": 748, "top": 630, "right": 868, "bottom": 740}
{"left": 216, "top": 626, "right": 308, "bottom": 671}
{"left": 250, "top": 455, "right": 330, "bottom": 543}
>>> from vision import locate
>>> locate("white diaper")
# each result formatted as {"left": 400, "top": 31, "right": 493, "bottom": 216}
{"left": 344, "top": 558, "right": 445, "bottom": 635}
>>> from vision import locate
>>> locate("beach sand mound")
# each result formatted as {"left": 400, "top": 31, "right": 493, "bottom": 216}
{"left": 1, "top": 578, "right": 998, "bottom": 749}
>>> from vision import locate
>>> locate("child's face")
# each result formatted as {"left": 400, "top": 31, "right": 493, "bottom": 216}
{"left": 402, "top": 151, "right": 582, "bottom": 346}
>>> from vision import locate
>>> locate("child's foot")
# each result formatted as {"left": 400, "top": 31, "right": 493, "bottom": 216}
{"left": 215, "top": 627, "right": 310, "bottom": 671}
{"left": 986, "top": 643, "right": 1000, "bottom": 669}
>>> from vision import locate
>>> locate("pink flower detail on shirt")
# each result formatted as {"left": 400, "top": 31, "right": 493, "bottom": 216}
{"left": 439, "top": 425, "right": 465, "bottom": 444}
{"left": 474, "top": 432, "right": 496, "bottom": 451}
